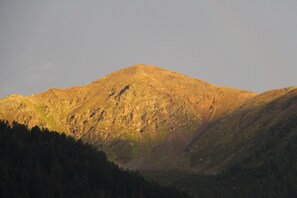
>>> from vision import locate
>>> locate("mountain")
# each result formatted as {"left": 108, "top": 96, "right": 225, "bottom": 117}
{"left": 1, "top": 64, "right": 297, "bottom": 174}
{"left": 0, "top": 64, "right": 255, "bottom": 170}
{"left": 2, "top": 64, "right": 297, "bottom": 197}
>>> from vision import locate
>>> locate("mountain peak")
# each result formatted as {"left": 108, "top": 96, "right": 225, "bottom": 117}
{"left": 92, "top": 64, "right": 194, "bottom": 89}
{"left": 121, "top": 64, "right": 163, "bottom": 76}
{"left": 0, "top": 64, "right": 258, "bottom": 170}
{"left": 129, "top": 64, "right": 156, "bottom": 69}
{"left": 127, "top": 64, "right": 162, "bottom": 70}
{"left": 113, "top": 64, "right": 170, "bottom": 77}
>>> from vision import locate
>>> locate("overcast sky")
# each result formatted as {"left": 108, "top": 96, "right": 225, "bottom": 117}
{"left": 1, "top": 0, "right": 297, "bottom": 97}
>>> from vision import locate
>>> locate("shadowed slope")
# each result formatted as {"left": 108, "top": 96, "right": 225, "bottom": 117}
{"left": 189, "top": 86, "right": 297, "bottom": 173}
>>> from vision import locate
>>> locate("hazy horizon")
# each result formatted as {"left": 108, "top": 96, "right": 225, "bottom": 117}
{"left": 1, "top": 1, "right": 297, "bottom": 97}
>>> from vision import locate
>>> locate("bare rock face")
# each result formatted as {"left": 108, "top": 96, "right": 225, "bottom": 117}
{"left": 0, "top": 64, "right": 256, "bottom": 170}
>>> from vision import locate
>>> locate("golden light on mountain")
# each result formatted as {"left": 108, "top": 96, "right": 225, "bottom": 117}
{"left": 1, "top": 64, "right": 296, "bottom": 172}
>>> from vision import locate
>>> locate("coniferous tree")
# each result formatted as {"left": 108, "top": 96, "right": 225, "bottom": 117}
{"left": 0, "top": 121, "right": 187, "bottom": 198}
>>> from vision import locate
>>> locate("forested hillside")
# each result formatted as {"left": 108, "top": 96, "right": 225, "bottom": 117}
{"left": 0, "top": 121, "right": 187, "bottom": 198}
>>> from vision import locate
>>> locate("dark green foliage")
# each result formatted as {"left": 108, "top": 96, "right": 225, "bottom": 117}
{"left": 0, "top": 121, "right": 187, "bottom": 198}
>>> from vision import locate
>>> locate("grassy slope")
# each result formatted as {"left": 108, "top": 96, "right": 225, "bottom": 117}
{"left": 188, "top": 87, "right": 297, "bottom": 173}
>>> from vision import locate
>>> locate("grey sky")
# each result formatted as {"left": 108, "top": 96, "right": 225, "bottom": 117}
{"left": 1, "top": 0, "right": 297, "bottom": 98}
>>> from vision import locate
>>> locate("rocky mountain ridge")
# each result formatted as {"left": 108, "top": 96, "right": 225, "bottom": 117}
{"left": 1, "top": 64, "right": 296, "bottom": 172}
